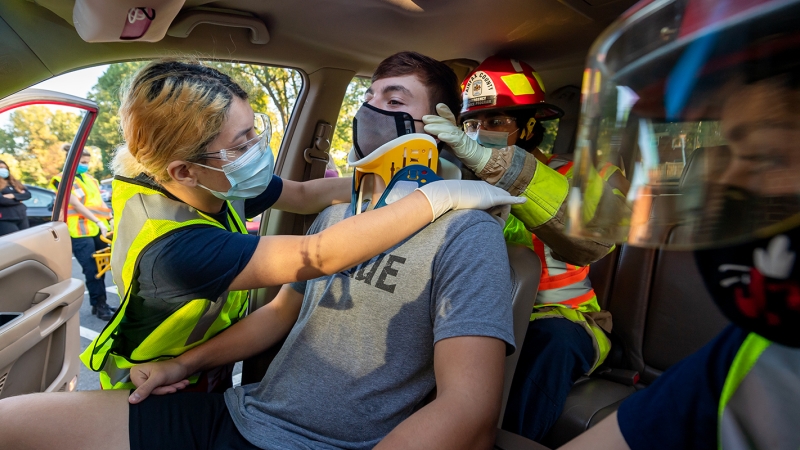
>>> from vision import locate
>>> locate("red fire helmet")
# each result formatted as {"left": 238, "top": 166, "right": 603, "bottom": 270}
{"left": 460, "top": 56, "right": 564, "bottom": 122}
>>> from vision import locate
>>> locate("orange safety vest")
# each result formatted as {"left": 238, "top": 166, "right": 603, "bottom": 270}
{"left": 504, "top": 155, "right": 620, "bottom": 369}
{"left": 49, "top": 174, "right": 112, "bottom": 238}
{"left": 528, "top": 157, "right": 615, "bottom": 312}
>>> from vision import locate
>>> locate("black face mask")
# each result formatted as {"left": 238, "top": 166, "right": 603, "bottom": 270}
{"left": 694, "top": 219, "right": 800, "bottom": 347}
{"left": 352, "top": 103, "right": 421, "bottom": 159}
{"left": 694, "top": 185, "right": 800, "bottom": 244}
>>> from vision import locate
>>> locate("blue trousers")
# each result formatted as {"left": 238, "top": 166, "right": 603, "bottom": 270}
{"left": 502, "top": 317, "right": 595, "bottom": 442}
{"left": 71, "top": 235, "right": 108, "bottom": 307}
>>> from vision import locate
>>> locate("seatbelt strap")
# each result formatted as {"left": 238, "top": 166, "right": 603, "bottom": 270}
{"left": 302, "top": 121, "right": 333, "bottom": 231}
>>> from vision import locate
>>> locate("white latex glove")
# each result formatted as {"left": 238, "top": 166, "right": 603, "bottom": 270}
{"left": 422, "top": 103, "right": 492, "bottom": 173}
{"left": 417, "top": 180, "right": 525, "bottom": 222}
{"left": 96, "top": 221, "right": 109, "bottom": 237}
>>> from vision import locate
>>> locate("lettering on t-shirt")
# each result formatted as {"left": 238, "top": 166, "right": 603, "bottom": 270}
{"left": 343, "top": 253, "right": 407, "bottom": 294}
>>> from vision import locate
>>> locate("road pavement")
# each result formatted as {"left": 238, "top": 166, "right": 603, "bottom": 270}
{"left": 72, "top": 257, "right": 242, "bottom": 391}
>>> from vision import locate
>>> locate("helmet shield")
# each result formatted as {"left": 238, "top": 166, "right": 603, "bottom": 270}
{"left": 567, "top": 0, "right": 800, "bottom": 250}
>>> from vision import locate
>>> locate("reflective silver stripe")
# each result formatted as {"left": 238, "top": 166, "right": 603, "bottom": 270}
{"left": 495, "top": 147, "right": 527, "bottom": 193}
{"left": 540, "top": 242, "right": 569, "bottom": 276}
{"left": 231, "top": 200, "right": 246, "bottom": 226}
{"left": 112, "top": 189, "right": 206, "bottom": 295}
{"left": 535, "top": 277, "right": 594, "bottom": 305}
{"left": 101, "top": 356, "right": 132, "bottom": 386}
{"left": 184, "top": 292, "right": 229, "bottom": 346}
{"left": 548, "top": 158, "right": 571, "bottom": 172}
{"left": 720, "top": 342, "right": 800, "bottom": 450}
{"left": 88, "top": 207, "right": 112, "bottom": 218}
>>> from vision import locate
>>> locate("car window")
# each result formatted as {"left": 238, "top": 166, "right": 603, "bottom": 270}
{"left": 22, "top": 188, "right": 54, "bottom": 207}
{"left": 330, "top": 77, "right": 371, "bottom": 177}
{"left": 0, "top": 103, "right": 90, "bottom": 237}
{"left": 649, "top": 121, "right": 726, "bottom": 183}
{"left": 1, "top": 61, "right": 303, "bottom": 241}
{"left": 538, "top": 119, "right": 559, "bottom": 155}
{"left": 86, "top": 62, "right": 303, "bottom": 173}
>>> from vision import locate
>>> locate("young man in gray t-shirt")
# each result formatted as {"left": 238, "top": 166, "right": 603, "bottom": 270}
{"left": 225, "top": 202, "right": 514, "bottom": 448}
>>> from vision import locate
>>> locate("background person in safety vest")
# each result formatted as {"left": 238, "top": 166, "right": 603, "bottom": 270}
{"left": 73, "top": 60, "right": 519, "bottom": 393}
{"left": 49, "top": 146, "right": 115, "bottom": 321}
{"left": 424, "top": 56, "right": 631, "bottom": 442}
{"left": 559, "top": 0, "right": 800, "bottom": 448}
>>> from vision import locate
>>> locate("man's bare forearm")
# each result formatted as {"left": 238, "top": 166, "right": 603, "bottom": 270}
{"left": 375, "top": 394, "right": 498, "bottom": 450}
{"left": 376, "top": 336, "right": 505, "bottom": 450}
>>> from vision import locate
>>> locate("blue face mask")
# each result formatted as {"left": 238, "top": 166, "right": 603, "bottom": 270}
{"left": 76, "top": 163, "right": 89, "bottom": 174}
{"left": 466, "top": 128, "right": 518, "bottom": 148}
{"left": 0, "top": 168, "right": 9, "bottom": 179}
{"left": 195, "top": 134, "right": 275, "bottom": 201}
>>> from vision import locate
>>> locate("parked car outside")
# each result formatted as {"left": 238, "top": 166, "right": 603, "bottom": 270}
{"left": 100, "top": 178, "right": 112, "bottom": 204}
{"left": 22, "top": 185, "right": 55, "bottom": 227}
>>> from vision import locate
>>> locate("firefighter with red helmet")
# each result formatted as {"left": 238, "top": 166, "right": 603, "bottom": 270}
{"left": 423, "top": 56, "right": 631, "bottom": 442}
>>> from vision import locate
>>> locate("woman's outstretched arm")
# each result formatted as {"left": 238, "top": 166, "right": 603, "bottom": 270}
{"left": 230, "top": 181, "right": 524, "bottom": 290}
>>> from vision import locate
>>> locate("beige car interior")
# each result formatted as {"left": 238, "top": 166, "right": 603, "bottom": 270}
{"left": 0, "top": 223, "right": 84, "bottom": 397}
{"left": 0, "top": 88, "right": 99, "bottom": 399}
{"left": 0, "top": 0, "right": 732, "bottom": 448}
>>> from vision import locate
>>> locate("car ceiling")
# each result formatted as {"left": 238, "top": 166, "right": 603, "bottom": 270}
{"left": 0, "top": 0, "right": 637, "bottom": 99}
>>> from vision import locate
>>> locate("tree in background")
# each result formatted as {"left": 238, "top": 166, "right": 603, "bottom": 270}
{"left": 2, "top": 62, "right": 370, "bottom": 188}
{"left": 214, "top": 64, "right": 301, "bottom": 155}
{"left": 0, "top": 105, "right": 85, "bottom": 187}
{"left": 85, "top": 61, "right": 298, "bottom": 163}
{"left": 86, "top": 61, "right": 147, "bottom": 178}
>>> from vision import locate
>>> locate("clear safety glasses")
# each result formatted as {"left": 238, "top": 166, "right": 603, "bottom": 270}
{"left": 197, "top": 113, "right": 272, "bottom": 163}
{"left": 462, "top": 116, "right": 517, "bottom": 133}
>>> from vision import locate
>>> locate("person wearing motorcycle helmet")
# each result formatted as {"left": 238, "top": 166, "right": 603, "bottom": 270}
{"left": 424, "top": 56, "right": 632, "bottom": 442}
{"left": 560, "top": 0, "right": 800, "bottom": 448}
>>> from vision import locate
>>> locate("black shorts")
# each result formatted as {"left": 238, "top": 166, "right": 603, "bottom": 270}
{"left": 129, "top": 391, "right": 259, "bottom": 450}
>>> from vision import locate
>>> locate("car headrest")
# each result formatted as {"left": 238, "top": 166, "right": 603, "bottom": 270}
{"left": 679, "top": 146, "right": 731, "bottom": 191}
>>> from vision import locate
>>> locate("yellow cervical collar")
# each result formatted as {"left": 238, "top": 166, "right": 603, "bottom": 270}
{"left": 348, "top": 133, "right": 439, "bottom": 195}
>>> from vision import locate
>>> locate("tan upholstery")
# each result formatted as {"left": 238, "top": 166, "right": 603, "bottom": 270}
{"left": 499, "top": 243, "right": 542, "bottom": 427}
{"left": 495, "top": 428, "right": 551, "bottom": 450}
{"left": 493, "top": 244, "right": 546, "bottom": 449}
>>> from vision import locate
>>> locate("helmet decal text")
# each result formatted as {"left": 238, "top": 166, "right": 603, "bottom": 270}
{"left": 463, "top": 71, "right": 497, "bottom": 108}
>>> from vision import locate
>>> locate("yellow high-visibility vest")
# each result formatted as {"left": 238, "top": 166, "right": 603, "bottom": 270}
{"left": 79, "top": 175, "right": 249, "bottom": 389}
{"left": 504, "top": 156, "right": 621, "bottom": 371}
{"left": 49, "top": 173, "right": 111, "bottom": 238}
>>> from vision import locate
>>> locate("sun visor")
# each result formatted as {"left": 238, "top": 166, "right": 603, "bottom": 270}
{"left": 73, "top": 0, "right": 185, "bottom": 43}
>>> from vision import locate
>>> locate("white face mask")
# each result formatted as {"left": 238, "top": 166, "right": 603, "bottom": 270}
{"left": 194, "top": 133, "right": 275, "bottom": 201}
{"left": 466, "top": 128, "right": 518, "bottom": 148}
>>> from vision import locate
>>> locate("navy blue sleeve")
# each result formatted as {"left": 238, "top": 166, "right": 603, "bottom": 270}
{"left": 136, "top": 226, "right": 260, "bottom": 303}
{"left": 244, "top": 175, "right": 283, "bottom": 219}
{"left": 617, "top": 325, "right": 749, "bottom": 450}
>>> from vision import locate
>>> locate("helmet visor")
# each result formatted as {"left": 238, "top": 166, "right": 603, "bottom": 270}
{"left": 567, "top": 0, "right": 800, "bottom": 250}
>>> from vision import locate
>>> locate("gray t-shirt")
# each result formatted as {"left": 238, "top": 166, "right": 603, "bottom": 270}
{"left": 225, "top": 204, "right": 515, "bottom": 449}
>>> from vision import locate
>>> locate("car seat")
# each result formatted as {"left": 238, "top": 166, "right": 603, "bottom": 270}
{"left": 540, "top": 146, "right": 731, "bottom": 447}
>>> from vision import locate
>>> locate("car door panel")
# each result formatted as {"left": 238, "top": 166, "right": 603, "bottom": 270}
{"left": 0, "top": 89, "right": 100, "bottom": 397}
{"left": 0, "top": 222, "right": 83, "bottom": 397}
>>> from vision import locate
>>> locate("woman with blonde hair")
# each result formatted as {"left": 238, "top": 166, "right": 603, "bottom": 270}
{"left": 0, "top": 160, "right": 31, "bottom": 236}
{"left": 81, "top": 60, "right": 521, "bottom": 392}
